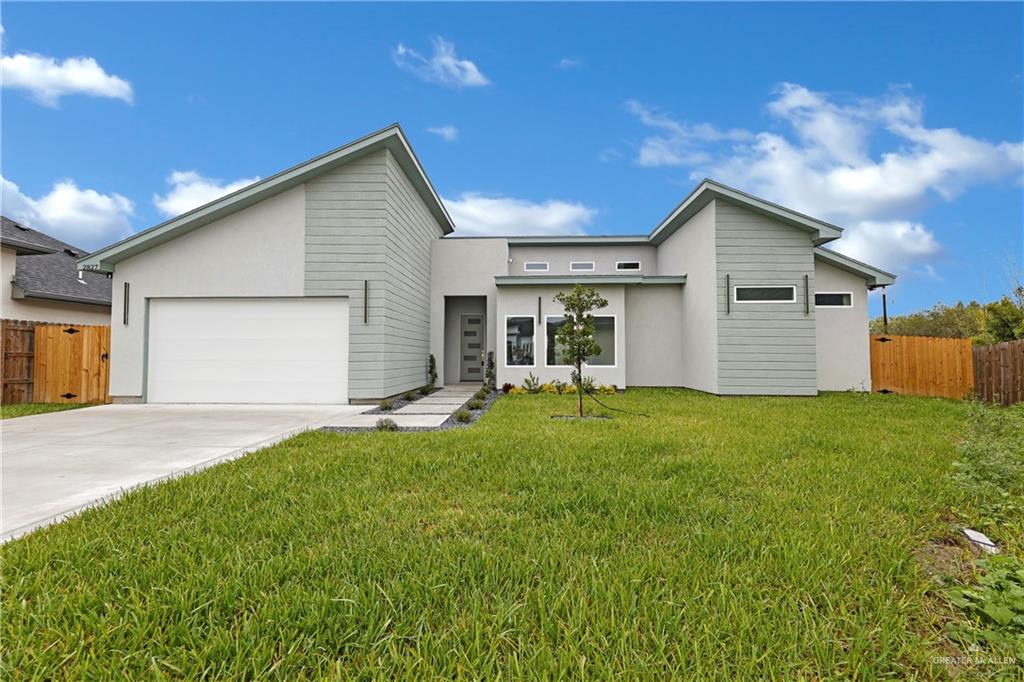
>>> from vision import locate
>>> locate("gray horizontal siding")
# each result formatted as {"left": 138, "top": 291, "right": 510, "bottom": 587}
{"left": 304, "top": 149, "right": 389, "bottom": 399}
{"left": 715, "top": 200, "right": 816, "bottom": 395}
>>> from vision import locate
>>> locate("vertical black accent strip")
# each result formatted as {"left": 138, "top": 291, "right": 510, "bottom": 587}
{"left": 123, "top": 282, "right": 129, "bottom": 325}
{"left": 725, "top": 274, "right": 730, "bottom": 314}
{"left": 881, "top": 286, "right": 889, "bottom": 332}
{"left": 363, "top": 280, "right": 368, "bottom": 324}
{"left": 804, "top": 274, "right": 810, "bottom": 315}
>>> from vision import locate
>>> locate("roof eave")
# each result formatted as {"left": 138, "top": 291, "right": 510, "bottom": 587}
{"left": 11, "top": 285, "right": 112, "bottom": 307}
{"left": 78, "top": 124, "right": 454, "bottom": 273}
{"left": 814, "top": 247, "right": 896, "bottom": 287}
{"left": 495, "top": 274, "right": 686, "bottom": 286}
{"left": 1, "top": 238, "right": 57, "bottom": 256}
{"left": 504, "top": 235, "right": 651, "bottom": 246}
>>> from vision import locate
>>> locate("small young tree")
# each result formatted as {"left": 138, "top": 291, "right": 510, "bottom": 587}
{"left": 553, "top": 284, "right": 609, "bottom": 417}
{"left": 427, "top": 354, "right": 438, "bottom": 388}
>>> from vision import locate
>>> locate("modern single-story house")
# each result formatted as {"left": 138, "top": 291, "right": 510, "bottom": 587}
{"left": 78, "top": 125, "right": 894, "bottom": 404}
{"left": 2, "top": 216, "right": 112, "bottom": 325}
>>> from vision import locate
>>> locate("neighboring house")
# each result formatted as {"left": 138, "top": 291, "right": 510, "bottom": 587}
{"left": 78, "top": 125, "right": 894, "bottom": 404}
{"left": 1, "top": 217, "right": 112, "bottom": 325}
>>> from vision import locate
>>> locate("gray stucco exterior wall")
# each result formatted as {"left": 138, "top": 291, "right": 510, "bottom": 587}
{"left": 655, "top": 201, "right": 718, "bottom": 393}
{"left": 110, "top": 184, "right": 307, "bottom": 399}
{"left": 814, "top": 259, "right": 871, "bottom": 391}
{"left": 509, "top": 244, "right": 656, "bottom": 276}
{"left": 430, "top": 238, "right": 508, "bottom": 386}
{"left": 624, "top": 285, "right": 685, "bottom": 386}
{"left": 715, "top": 201, "right": 817, "bottom": 395}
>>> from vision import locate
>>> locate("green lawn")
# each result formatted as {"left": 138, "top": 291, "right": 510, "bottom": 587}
{"left": 2, "top": 390, "right": 971, "bottom": 678}
{"left": 0, "top": 402, "right": 91, "bottom": 419}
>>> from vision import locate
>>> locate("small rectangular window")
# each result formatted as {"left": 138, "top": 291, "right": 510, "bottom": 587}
{"left": 815, "top": 292, "right": 853, "bottom": 307}
{"left": 615, "top": 261, "right": 641, "bottom": 271}
{"left": 523, "top": 262, "right": 548, "bottom": 272}
{"left": 570, "top": 261, "right": 595, "bottom": 271}
{"left": 505, "top": 316, "right": 535, "bottom": 366}
{"left": 734, "top": 286, "right": 796, "bottom": 303}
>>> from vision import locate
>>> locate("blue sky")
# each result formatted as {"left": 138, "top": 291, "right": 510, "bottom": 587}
{"left": 2, "top": 2, "right": 1021, "bottom": 317}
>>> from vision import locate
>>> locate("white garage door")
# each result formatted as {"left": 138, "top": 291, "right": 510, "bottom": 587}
{"left": 147, "top": 298, "right": 349, "bottom": 404}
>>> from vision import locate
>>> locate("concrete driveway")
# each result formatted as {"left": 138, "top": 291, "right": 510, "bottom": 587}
{"left": 1, "top": 403, "right": 368, "bottom": 541}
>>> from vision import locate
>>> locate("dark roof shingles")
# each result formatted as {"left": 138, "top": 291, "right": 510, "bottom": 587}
{"left": 1, "top": 216, "right": 112, "bottom": 306}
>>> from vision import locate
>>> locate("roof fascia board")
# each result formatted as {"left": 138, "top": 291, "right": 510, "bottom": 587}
{"left": 505, "top": 235, "right": 651, "bottom": 246}
{"left": 814, "top": 247, "right": 896, "bottom": 287}
{"left": 1, "top": 238, "right": 57, "bottom": 255}
{"left": 78, "top": 125, "right": 453, "bottom": 273}
{"left": 11, "top": 285, "right": 112, "bottom": 307}
{"left": 495, "top": 274, "right": 686, "bottom": 286}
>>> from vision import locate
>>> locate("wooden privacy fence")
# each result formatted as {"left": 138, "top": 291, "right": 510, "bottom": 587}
{"left": 973, "top": 340, "right": 1024, "bottom": 406}
{"left": 870, "top": 334, "right": 974, "bottom": 399}
{"left": 1, "top": 319, "right": 111, "bottom": 404}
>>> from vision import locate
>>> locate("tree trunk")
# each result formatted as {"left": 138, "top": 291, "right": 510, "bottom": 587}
{"left": 576, "top": 360, "right": 583, "bottom": 418}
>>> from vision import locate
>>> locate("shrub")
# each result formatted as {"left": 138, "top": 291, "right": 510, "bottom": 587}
{"left": 375, "top": 418, "right": 399, "bottom": 432}
{"left": 427, "top": 354, "right": 437, "bottom": 387}
{"left": 485, "top": 351, "right": 496, "bottom": 388}
{"left": 418, "top": 385, "right": 432, "bottom": 396}
{"left": 467, "top": 399, "right": 484, "bottom": 410}
{"left": 507, "top": 386, "right": 527, "bottom": 395}
{"left": 474, "top": 388, "right": 489, "bottom": 401}
{"left": 453, "top": 408, "right": 472, "bottom": 423}
{"left": 539, "top": 382, "right": 560, "bottom": 395}
{"left": 596, "top": 384, "right": 618, "bottom": 395}
{"left": 553, "top": 380, "right": 570, "bottom": 394}
{"left": 523, "top": 373, "right": 541, "bottom": 394}
{"left": 379, "top": 398, "right": 395, "bottom": 411}
{"left": 501, "top": 383, "right": 515, "bottom": 394}
{"left": 402, "top": 392, "right": 416, "bottom": 401}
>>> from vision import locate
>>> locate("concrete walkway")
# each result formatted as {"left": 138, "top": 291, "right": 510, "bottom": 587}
{"left": 326, "top": 385, "right": 480, "bottom": 429}
{"left": 2, "top": 403, "right": 368, "bottom": 541}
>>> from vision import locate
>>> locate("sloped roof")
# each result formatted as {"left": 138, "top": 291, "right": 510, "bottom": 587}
{"left": 814, "top": 247, "right": 896, "bottom": 288}
{"left": 78, "top": 124, "right": 453, "bottom": 273}
{"left": 1, "top": 216, "right": 112, "bottom": 306}
{"left": 1, "top": 216, "right": 58, "bottom": 255}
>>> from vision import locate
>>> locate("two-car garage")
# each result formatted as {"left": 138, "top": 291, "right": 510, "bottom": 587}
{"left": 146, "top": 298, "right": 349, "bottom": 404}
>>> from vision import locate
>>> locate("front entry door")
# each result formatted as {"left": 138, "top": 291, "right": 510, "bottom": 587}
{"left": 459, "top": 314, "right": 485, "bottom": 381}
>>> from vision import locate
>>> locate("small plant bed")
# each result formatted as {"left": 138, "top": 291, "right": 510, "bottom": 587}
{"left": 325, "top": 387, "right": 502, "bottom": 433}
{"left": 363, "top": 386, "right": 440, "bottom": 415}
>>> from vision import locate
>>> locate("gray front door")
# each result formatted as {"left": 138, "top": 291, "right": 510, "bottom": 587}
{"left": 460, "top": 314, "right": 485, "bottom": 382}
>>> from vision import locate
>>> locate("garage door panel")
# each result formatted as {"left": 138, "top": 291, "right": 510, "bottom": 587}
{"left": 147, "top": 298, "right": 348, "bottom": 404}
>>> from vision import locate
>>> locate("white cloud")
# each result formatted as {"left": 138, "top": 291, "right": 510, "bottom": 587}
{"left": 625, "top": 100, "right": 751, "bottom": 167}
{"left": 627, "top": 84, "right": 1024, "bottom": 272}
{"left": 427, "top": 125, "right": 459, "bottom": 142}
{"left": 1, "top": 176, "right": 134, "bottom": 250}
{"left": 444, "top": 192, "right": 596, "bottom": 236}
{"left": 556, "top": 57, "right": 581, "bottom": 70}
{"left": 1, "top": 51, "right": 133, "bottom": 107}
{"left": 394, "top": 37, "right": 489, "bottom": 88}
{"left": 839, "top": 220, "right": 942, "bottom": 274}
{"left": 599, "top": 147, "right": 623, "bottom": 162}
{"left": 153, "top": 171, "right": 259, "bottom": 217}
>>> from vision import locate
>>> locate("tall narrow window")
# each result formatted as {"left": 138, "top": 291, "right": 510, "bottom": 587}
{"left": 123, "top": 282, "right": 130, "bottom": 325}
{"left": 505, "top": 316, "right": 535, "bottom": 366}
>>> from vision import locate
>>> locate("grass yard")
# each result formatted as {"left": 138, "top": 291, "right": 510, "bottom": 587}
{"left": 0, "top": 402, "right": 91, "bottom": 419}
{"left": 2, "top": 389, "right": 972, "bottom": 678}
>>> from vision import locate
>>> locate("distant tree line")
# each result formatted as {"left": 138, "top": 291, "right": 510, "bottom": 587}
{"left": 870, "top": 286, "right": 1024, "bottom": 345}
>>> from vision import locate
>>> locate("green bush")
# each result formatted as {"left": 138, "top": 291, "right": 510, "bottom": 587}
{"left": 418, "top": 385, "right": 432, "bottom": 396}
{"left": 523, "top": 373, "right": 541, "bottom": 394}
{"left": 474, "top": 388, "right": 489, "bottom": 401}
{"left": 402, "top": 392, "right": 416, "bottom": 402}
{"left": 453, "top": 408, "right": 472, "bottom": 423}
{"left": 379, "top": 398, "right": 394, "bottom": 411}
{"left": 466, "top": 399, "right": 484, "bottom": 410}
{"left": 375, "top": 418, "right": 399, "bottom": 432}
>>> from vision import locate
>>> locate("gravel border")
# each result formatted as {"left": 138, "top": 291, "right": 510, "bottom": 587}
{"left": 321, "top": 388, "right": 501, "bottom": 433}
{"left": 363, "top": 386, "right": 442, "bottom": 415}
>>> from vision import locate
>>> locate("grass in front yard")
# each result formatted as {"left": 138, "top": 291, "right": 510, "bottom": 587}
{"left": 0, "top": 402, "right": 90, "bottom": 419}
{"left": 2, "top": 390, "right": 969, "bottom": 678}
